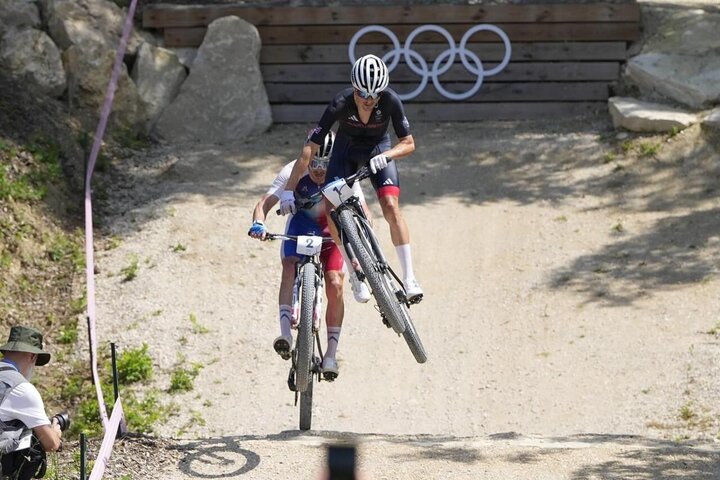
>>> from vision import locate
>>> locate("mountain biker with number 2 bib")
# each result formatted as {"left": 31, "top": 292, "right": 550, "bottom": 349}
{"left": 279, "top": 54, "right": 423, "bottom": 303}
{"left": 248, "top": 131, "right": 369, "bottom": 380}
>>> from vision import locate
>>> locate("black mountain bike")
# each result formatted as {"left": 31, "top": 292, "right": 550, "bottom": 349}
{"left": 264, "top": 232, "right": 334, "bottom": 431}
{"left": 322, "top": 165, "right": 427, "bottom": 364}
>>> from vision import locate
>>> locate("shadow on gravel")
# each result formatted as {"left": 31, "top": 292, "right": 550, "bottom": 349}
{"left": 175, "top": 436, "right": 262, "bottom": 478}
{"left": 168, "top": 432, "right": 720, "bottom": 479}
{"left": 550, "top": 207, "right": 720, "bottom": 306}
{"left": 562, "top": 434, "right": 720, "bottom": 480}
{"left": 494, "top": 434, "right": 720, "bottom": 479}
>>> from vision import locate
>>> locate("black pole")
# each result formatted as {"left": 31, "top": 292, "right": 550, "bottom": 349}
{"left": 110, "top": 342, "right": 129, "bottom": 439}
{"left": 110, "top": 342, "right": 119, "bottom": 402}
{"left": 80, "top": 433, "right": 87, "bottom": 480}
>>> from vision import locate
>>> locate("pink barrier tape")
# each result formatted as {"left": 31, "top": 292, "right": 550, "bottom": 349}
{"left": 88, "top": 398, "right": 124, "bottom": 480}
{"left": 84, "top": 0, "right": 139, "bottom": 432}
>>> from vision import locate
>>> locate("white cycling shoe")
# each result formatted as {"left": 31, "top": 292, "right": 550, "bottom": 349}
{"left": 322, "top": 357, "right": 340, "bottom": 382}
{"left": 349, "top": 273, "right": 371, "bottom": 303}
{"left": 404, "top": 278, "right": 424, "bottom": 303}
{"left": 273, "top": 335, "right": 292, "bottom": 361}
{"left": 321, "top": 356, "right": 339, "bottom": 381}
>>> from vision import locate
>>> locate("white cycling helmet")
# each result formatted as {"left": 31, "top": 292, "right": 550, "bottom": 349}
{"left": 351, "top": 54, "right": 389, "bottom": 96}
{"left": 315, "top": 130, "right": 335, "bottom": 160}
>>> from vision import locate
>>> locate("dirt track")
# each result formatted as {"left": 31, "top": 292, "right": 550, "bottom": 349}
{"left": 84, "top": 117, "right": 720, "bottom": 478}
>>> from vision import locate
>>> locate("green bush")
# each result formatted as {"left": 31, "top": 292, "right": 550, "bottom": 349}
{"left": 116, "top": 343, "right": 153, "bottom": 384}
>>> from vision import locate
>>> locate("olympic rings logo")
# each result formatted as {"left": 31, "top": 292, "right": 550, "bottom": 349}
{"left": 348, "top": 25, "right": 512, "bottom": 101}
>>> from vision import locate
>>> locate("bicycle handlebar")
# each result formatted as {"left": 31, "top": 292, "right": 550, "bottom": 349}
{"left": 264, "top": 233, "right": 334, "bottom": 243}
{"left": 273, "top": 158, "right": 393, "bottom": 215}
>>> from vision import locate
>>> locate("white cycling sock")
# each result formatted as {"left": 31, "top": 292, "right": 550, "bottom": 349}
{"left": 279, "top": 305, "right": 292, "bottom": 338}
{"left": 395, "top": 244, "right": 415, "bottom": 281}
{"left": 325, "top": 327, "right": 342, "bottom": 359}
{"left": 340, "top": 244, "right": 360, "bottom": 275}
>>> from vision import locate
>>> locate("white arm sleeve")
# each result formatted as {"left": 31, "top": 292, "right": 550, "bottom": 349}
{"left": 266, "top": 160, "right": 297, "bottom": 197}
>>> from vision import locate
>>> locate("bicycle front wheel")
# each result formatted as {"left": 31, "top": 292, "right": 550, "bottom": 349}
{"left": 295, "top": 263, "right": 316, "bottom": 393}
{"left": 398, "top": 301, "right": 428, "bottom": 363}
{"left": 338, "top": 209, "right": 406, "bottom": 334}
{"left": 299, "top": 371, "right": 313, "bottom": 430}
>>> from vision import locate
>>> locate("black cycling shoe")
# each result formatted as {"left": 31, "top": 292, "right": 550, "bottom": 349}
{"left": 273, "top": 335, "right": 292, "bottom": 360}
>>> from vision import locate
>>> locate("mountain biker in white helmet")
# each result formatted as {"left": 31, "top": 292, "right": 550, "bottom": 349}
{"left": 279, "top": 54, "right": 423, "bottom": 303}
{"left": 248, "top": 131, "right": 368, "bottom": 380}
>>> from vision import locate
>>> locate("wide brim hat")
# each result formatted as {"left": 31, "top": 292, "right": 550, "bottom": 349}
{"left": 0, "top": 326, "right": 51, "bottom": 366}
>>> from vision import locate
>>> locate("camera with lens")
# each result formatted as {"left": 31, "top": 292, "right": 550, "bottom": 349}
{"left": 51, "top": 412, "right": 70, "bottom": 432}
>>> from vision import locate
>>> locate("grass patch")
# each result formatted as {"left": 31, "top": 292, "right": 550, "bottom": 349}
{"left": 638, "top": 141, "right": 661, "bottom": 157}
{"left": 679, "top": 402, "right": 696, "bottom": 422}
{"left": 116, "top": 343, "right": 153, "bottom": 384}
{"left": 47, "top": 231, "right": 84, "bottom": 271}
{"left": 189, "top": 313, "right": 209, "bottom": 334}
{"left": 169, "top": 361, "right": 204, "bottom": 393}
{"left": 120, "top": 255, "right": 139, "bottom": 282}
{"left": 171, "top": 243, "right": 187, "bottom": 253}
{"left": 57, "top": 321, "right": 78, "bottom": 345}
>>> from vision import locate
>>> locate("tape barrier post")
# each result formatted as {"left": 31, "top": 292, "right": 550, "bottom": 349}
{"left": 110, "top": 343, "right": 129, "bottom": 438}
{"left": 83, "top": 0, "right": 138, "bottom": 433}
{"left": 88, "top": 398, "right": 125, "bottom": 480}
{"left": 80, "top": 433, "right": 87, "bottom": 480}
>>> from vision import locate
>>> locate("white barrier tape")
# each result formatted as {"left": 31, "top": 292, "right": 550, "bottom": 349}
{"left": 88, "top": 398, "right": 124, "bottom": 480}
{"left": 84, "top": 0, "right": 138, "bottom": 432}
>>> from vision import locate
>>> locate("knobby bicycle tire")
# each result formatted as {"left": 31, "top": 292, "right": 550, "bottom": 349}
{"left": 299, "top": 373, "right": 313, "bottom": 430}
{"left": 338, "top": 209, "right": 406, "bottom": 334}
{"left": 295, "top": 263, "right": 316, "bottom": 393}
{"left": 398, "top": 301, "right": 428, "bottom": 363}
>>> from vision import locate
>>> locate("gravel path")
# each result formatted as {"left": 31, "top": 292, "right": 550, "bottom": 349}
{"left": 78, "top": 116, "right": 720, "bottom": 478}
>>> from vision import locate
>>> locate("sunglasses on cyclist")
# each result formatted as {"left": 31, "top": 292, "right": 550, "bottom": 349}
{"left": 354, "top": 89, "right": 381, "bottom": 100}
{"left": 310, "top": 157, "right": 329, "bottom": 171}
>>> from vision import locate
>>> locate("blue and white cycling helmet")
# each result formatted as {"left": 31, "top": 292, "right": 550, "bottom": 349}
{"left": 351, "top": 54, "right": 389, "bottom": 97}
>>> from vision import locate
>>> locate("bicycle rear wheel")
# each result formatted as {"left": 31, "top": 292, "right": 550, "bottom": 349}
{"left": 295, "top": 263, "right": 316, "bottom": 393}
{"left": 299, "top": 372, "right": 313, "bottom": 430}
{"left": 338, "top": 209, "right": 405, "bottom": 334}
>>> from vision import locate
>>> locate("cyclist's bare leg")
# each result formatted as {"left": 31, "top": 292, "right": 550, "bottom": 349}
{"left": 379, "top": 194, "right": 423, "bottom": 300}
{"left": 379, "top": 194, "right": 410, "bottom": 245}
{"left": 324, "top": 270, "right": 344, "bottom": 329}
{"left": 323, "top": 269, "right": 344, "bottom": 378}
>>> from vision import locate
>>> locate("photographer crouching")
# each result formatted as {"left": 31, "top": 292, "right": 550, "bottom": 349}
{"left": 0, "top": 326, "right": 68, "bottom": 480}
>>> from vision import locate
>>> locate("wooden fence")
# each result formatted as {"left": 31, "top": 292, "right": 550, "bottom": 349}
{"left": 142, "top": 3, "right": 641, "bottom": 122}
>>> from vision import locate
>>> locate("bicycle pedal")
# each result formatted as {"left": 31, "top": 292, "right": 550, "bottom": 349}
{"left": 408, "top": 294, "right": 423, "bottom": 305}
{"left": 287, "top": 368, "right": 297, "bottom": 392}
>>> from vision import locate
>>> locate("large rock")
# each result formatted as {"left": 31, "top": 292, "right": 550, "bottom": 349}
{"left": 169, "top": 48, "right": 198, "bottom": 69}
{"left": 0, "top": 28, "right": 67, "bottom": 97}
{"left": 131, "top": 43, "right": 187, "bottom": 128}
{"left": 626, "top": 53, "right": 720, "bottom": 109}
{"left": 153, "top": 16, "right": 272, "bottom": 144}
{"left": 0, "top": 0, "right": 41, "bottom": 37}
{"left": 703, "top": 108, "right": 720, "bottom": 131}
{"left": 63, "top": 42, "right": 147, "bottom": 130}
{"left": 640, "top": 8, "right": 720, "bottom": 56}
{"left": 40, "top": 0, "right": 143, "bottom": 54}
{"left": 608, "top": 96, "right": 698, "bottom": 133}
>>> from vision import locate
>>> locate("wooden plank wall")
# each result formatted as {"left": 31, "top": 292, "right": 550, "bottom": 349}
{"left": 142, "top": 3, "right": 641, "bottom": 122}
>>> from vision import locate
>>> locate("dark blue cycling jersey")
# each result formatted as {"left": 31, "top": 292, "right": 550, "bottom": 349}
{"left": 309, "top": 87, "right": 411, "bottom": 147}
{"left": 308, "top": 87, "right": 411, "bottom": 195}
